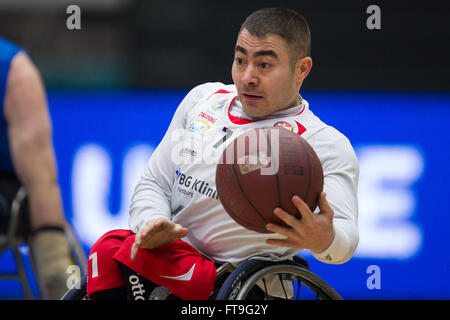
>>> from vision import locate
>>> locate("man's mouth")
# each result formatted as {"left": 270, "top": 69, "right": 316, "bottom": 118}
{"left": 243, "top": 93, "right": 263, "bottom": 101}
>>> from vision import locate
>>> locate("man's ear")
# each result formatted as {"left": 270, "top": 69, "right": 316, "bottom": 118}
{"left": 295, "top": 56, "right": 313, "bottom": 85}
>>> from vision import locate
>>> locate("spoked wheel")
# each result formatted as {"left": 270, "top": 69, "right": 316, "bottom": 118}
{"left": 216, "top": 259, "right": 342, "bottom": 300}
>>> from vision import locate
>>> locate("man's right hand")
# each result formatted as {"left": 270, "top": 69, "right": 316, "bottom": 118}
{"left": 130, "top": 218, "right": 188, "bottom": 260}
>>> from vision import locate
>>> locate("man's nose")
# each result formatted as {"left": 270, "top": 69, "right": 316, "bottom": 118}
{"left": 242, "top": 65, "right": 258, "bottom": 87}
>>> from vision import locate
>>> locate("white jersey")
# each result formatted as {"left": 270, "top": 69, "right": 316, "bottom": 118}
{"left": 129, "top": 82, "right": 359, "bottom": 266}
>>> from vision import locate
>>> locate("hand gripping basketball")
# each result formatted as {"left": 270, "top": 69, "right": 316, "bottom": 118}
{"left": 216, "top": 126, "right": 324, "bottom": 234}
{"left": 265, "top": 192, "right": 335, "bottom": 253}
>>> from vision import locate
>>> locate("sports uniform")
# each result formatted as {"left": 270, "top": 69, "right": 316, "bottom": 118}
{"left": 129, "top": 82, "right": 359, "bottom": 266}
{"left": 88, "top": 82, "right": 359, "bottom": 299}
{"left": 87, "top": 229, "right": 216, "bottom": 300}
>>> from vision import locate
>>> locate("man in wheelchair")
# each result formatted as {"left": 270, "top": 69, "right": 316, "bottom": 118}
{"left": 84, "top": 7, "right": 359, "bottom": 300}
{"left": 0, "top": 38, "right": 80, "bottom": 299}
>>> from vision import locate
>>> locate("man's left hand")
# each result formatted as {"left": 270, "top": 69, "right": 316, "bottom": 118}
{"left": 265, "top": 192, "right": 335, "bottom": 254}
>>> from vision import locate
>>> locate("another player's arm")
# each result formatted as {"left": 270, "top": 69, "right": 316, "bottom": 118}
{"left": 3, "top": 52, "right": 64, "bottom": 229}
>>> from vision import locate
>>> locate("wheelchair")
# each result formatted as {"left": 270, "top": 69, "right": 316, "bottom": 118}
{"left": 61, "top": 254, "right": 342, "bottom": 300}
{"left": 0, "top": 185, "right": 87, "bottom": 299}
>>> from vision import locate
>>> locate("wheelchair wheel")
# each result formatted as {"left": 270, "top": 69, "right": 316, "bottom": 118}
{"left": 216, "top": 259, "right": 342, "bottom": 300}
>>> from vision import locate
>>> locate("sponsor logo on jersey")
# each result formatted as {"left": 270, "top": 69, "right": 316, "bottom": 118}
{"left": 210, "top": 98, "right": 227, "bottom": 111}
{"left": 273, "top": 121, "right": 295, "bottom": 132}
{"left": 273, "top": 120, "right": 307, "bottom": 135}
{"left": 197, "top": 111, "right": 217, "bottom": 124}
{"left": 180, "top": 147, "right": 197, "bottom": 158}
{"left": 188, "top": 119, "right": 211, "bottom": 134}
{"left": 175, "top": 169, "right": 219, "bottom": 200}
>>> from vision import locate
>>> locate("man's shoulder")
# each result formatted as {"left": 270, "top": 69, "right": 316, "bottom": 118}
{"left": 282, "top": 100, "right": 328, "bottom": 139}
{"left": 0, "top": 38, "right": 23, "bottom": 64}
{"left": 175, "top": 82, "right": 236, "bottom": 120}
{"left": 188, "top": 82, "right": 236, "bottom": 100}
{"left": 307, "top": 123, "right": 358, "bottom": 169}
{"left": 297, "top": 101, "right": 356, "bottom": 158}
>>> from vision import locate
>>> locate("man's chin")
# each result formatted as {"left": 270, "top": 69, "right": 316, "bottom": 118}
{"left": 237, "top": 94, "right": 268, "bottom": 118}
{"left": 242, "top": 104, "right": 267, "bottom": 119}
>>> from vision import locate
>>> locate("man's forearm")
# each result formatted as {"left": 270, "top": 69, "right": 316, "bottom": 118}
{"left": 26, "top": 181, "right": 65, "bottom": 229}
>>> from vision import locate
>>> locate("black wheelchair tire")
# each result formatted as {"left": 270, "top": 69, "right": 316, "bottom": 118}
{"left": 216, "top": 259, "right": 342, "bottom": 300}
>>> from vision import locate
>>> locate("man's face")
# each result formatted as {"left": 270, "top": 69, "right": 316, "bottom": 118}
{"left": 232, "top": 29, "right": 301, "bottom": 118}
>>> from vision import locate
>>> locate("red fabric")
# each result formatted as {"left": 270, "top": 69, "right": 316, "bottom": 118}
{"left": 113, "top": 235, "right": 216, "bottom": 300}
{"left": 86, "top": 229, "right": 216, "bottom": 300}
{"left": 86, "top": 229, "right": 132, "bottom": 298}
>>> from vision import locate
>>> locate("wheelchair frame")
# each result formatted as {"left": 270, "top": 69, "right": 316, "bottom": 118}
{"left": 0, "top": 187, "right": 87, "bottom": 299}
{"left": 61, "top": 255, "right": 342, "bottom": 300}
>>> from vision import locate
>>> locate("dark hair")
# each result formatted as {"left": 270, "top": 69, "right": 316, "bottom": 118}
{"left": 239, "top": 7, "right": 311, "bottom": 66}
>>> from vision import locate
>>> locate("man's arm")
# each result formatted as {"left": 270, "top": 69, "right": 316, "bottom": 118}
{"left": 310, "top": 127, "right": 359, "bottom": 264}
{"left": 3, "top": 52, "right": 65, "bottom": 229}
{"left": 266, "top": 126, "right": 359, "bottom": 264}
{"left": 128, "top": 82, "right": 224, "bottom": 259}
{"left": 128, "top": 82, "right": 222, "bottom": 233}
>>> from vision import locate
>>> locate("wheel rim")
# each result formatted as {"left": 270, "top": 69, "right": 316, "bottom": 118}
{"left": 235, "top": 265, "right": 342, "bottom": 300}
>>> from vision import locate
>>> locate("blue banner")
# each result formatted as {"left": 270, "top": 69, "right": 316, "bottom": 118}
{"left": 1, "top": 89, "right": 449, "bottom": 299}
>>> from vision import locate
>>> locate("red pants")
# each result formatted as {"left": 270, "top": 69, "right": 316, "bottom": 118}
{"left": 86, "top": 229, "right": 216, "bottom": 300}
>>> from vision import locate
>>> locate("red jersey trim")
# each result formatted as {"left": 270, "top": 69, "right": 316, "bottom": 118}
{"left": 207, "top": 89, "right": 232, "bottom": 100}
{"left": 295, "top": 121, "right": 307, "bottom": 135}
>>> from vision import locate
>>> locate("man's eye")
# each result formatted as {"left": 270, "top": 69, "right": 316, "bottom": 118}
{"left": 235, "top": 58, "right": 243, "bottom": 65}
{"left": 260, "top": 62, "right": 270, "bottom": 69}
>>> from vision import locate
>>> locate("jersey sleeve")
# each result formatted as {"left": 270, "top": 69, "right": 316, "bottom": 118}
{"left": 307, "top": 126, "right": 359, "bottom": 264}
{"left": 128, "top": 82, "right": 222, "bottom": 233}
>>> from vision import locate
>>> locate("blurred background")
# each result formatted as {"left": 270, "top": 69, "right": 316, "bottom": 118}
{"left": 0, "top": 0, "right": 449, "bottom": 299}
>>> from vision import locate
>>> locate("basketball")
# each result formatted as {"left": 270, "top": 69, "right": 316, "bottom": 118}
{"left": 215, "top": 126, "right": 324, "bottom": 233}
